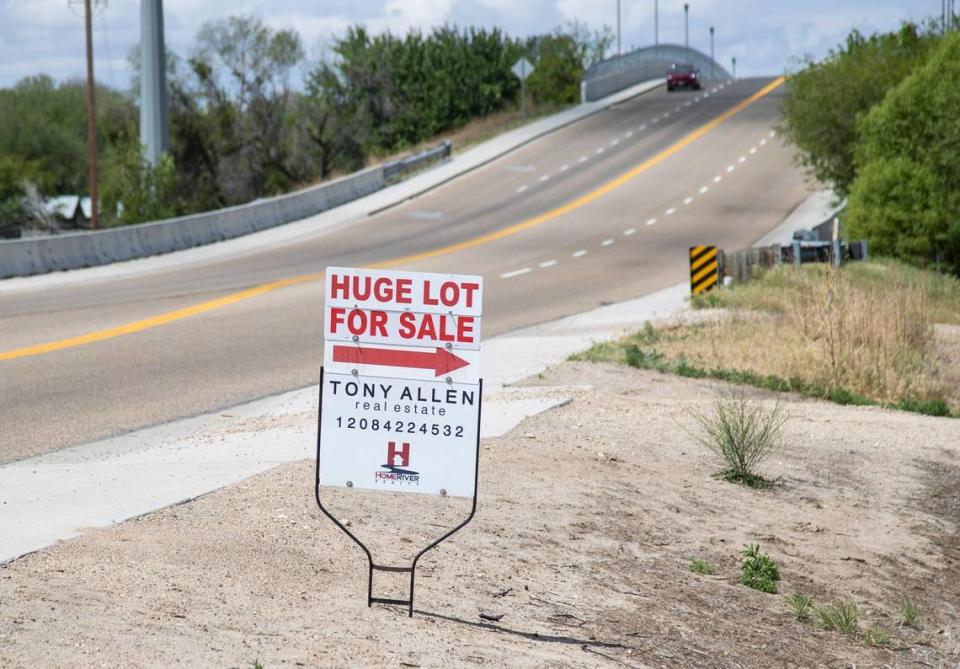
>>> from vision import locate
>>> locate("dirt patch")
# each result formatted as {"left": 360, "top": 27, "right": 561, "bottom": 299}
{"left": 1, "top": 362, "right": 959, "bottom": 667}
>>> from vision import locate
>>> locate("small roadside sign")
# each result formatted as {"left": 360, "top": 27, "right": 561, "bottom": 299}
{"left": 511, "top": 57, "right": 535, "bottom": 118}
{"left": 318, "top": 267, "right": 483, "bottom": 497}
{"left": 511, "top": 57, "right": 534, "bottom": 81}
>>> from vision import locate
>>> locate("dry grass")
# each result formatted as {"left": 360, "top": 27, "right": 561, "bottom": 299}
{"left": 578, "top": 261, "right": 960, "bottom": 413}
{"left": 366, "top": 102, "right": 571, "bottom": 166}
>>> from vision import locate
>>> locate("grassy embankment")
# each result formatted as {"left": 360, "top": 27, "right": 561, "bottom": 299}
{"left": 572, "top": 260, "right": 960, "bottom": 417}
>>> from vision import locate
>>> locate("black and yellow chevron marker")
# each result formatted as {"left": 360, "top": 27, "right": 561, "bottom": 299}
{"left": 690, "top": 245, "right": 720, "bottom": 294}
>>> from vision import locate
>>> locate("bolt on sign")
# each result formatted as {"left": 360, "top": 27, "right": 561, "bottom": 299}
{"left": 315, "top": 266, "right": 484, "bottom": 616}
{"left": 689, "top": 245, "right": 720, "bottom": 294}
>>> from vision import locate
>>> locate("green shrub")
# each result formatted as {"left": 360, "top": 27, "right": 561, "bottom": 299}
{"left": 897, "top": 595, "right": 924, "bottom": 629}
{"left": 863, "top": 626, "right": 889, "bottom": 646}
{"left": 847, "top": 32, "right": 960, "bottom": 274}
{"left": 740, "top": 544, "right": 780, "bottom": 593}
{"left": 814, "top": 599, "right": 859, "bottom": 633}
{"left": 785, "top": 592, "right": 813, "bottom": 621}
{"left": 689, "top": 559, "right": 717, "bottom": 575}
{"left": 686, "top": 391, "right": 788, "bottom": 487}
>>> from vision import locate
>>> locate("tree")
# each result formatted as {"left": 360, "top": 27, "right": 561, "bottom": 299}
{"left": 99, "top": 126, "right": 179, "bottom": 226}
{"left": 846, "top": 32, "right": 960, "bottom": 273}
{"left": 189, "top": 16, "right": 305, "bottom": 201}
{"left": 778, "top": 24, "right": 937, "bottom": 197}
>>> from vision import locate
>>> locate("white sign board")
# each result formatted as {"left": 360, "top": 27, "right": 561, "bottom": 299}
{"left": 511, "top": 57, "right": 534, "bottom": 81}
{"left": 319, "top": 267, "right": 483, "bottom": 498}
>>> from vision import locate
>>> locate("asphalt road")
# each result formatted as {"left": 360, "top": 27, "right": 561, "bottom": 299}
{"left": 0, "top": 77, "right": 809, "bottom": 464}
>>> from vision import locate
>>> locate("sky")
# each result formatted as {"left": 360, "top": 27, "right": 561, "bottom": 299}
{"left": 0, "top": 0, "right": 942, "bottom": 89}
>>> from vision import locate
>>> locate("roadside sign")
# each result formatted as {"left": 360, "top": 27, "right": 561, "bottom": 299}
{"left": 511, "top": 57, "right": 534, "bottom": 81}
{"left": 690, "top": 245, "right": 720, "bottom": 294}
{"left": 318, "top": 267, "right": 483, "bottom": 497}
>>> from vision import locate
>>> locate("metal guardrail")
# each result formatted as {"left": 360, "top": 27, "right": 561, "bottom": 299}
{"left": 0, "top": 141, "right": 452, "bottom": 279}
{"left": 383, "top": 140, "right": 452, "bottom": 185}
{"left": 723, "top": 240, "right": 868, "bottom": 284}
{"left": 581, "top": 44, "right": 732, "bottom": 103}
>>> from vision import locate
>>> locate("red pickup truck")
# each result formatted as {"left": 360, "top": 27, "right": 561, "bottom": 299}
{"left": 667, "top": 63, "right": 701, "bottom": 91}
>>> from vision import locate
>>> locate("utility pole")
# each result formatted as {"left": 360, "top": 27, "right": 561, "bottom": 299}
{"left": 732, "top": 56, "right": 737, "bottom": 81}
{"left": 710, "top": 26, "right": 715, "bottom": 80}
{"left": 684, "top": 3, "right": 690, "bottom": 63}
{"left": 83, "top": 0, "right": 99, "bottom": 229}
{"left": 654, "top": 0, "right": 659, "bottom": 57}
{"left": 617, "top": 0, "right": 622, "bottom": 57}
{"left": 140, "top": 0, "right": 169, "bottom": 166}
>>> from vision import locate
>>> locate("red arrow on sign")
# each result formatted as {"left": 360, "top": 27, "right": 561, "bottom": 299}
{"left": 332, "top": 345, "right": 470, "bottom": 377}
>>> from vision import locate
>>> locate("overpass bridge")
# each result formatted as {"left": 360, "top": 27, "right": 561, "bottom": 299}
{"left": 582, "top": 43, "right": 733, "bottom": 102}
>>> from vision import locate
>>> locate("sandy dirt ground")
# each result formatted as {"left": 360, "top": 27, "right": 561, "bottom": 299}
{"left": 1, "top": 361, "right": 959, "bottom": 668}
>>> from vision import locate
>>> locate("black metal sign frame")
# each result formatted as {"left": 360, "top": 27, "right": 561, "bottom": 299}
{"left": 314, "top": 367, "right": 482, "bottom": 617}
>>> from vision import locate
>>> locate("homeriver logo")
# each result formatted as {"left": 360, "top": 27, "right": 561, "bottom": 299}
{"left": 375, "top": 441, "right": 421, "bottom": 485}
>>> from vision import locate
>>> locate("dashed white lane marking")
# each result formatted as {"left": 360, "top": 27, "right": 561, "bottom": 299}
{"left": 579, "top": 155, "right": 589, "bottom": 163}
{"left": 726, "top": 165, "right": 735, "bottom": 172}
{"left": 699, "top": 186, "right": 709, "bottom": 194}
{"left": 714, "top": 175, "right": 722, "bottom": 183}
{"left": 539, "top": 174, "right": 551, "bottom": 182}
{"left": 769, "top": 130, "right": 776, "bottom": 138}
{"left": 760, "top": 138, "right": 767, "bottom": 146}
{"left": 683, "top": 197, "right": 694, "bottom": 205}
{"left": 539, "top": 260, "right": 558, "bottom": 268}
{"left": 501, "top": 268, "right": 531, "bottom": 279}
{"left": 749, "top": 147, "right": 757, "bottom": 154}
{"left": 610, "top": 139, "right": 620, "bottom": 146}
{"left": 694, "top": 96, "right": 701, "bottom": 102}
{"left": 738, "top": 156, "right": 746, "bottom": 163}
{"left": 666, "top": 207, "right": 676, "bottom": 216}
{"left": 702, "top": 92, "right": 710, "bottom": 98}
{"left": 626, "top": 130, "right": 634, "bottom": 138}
{"left": 646, "top": 217, "right": 657, "bottom": 226}
{"left": 516, "top": 185, "right": 528, "bottom": 193}
{"left": 572, "top": 249, "right": 588, "bottom": 258}
{"left": 624, "top": 228, "right": 636, "bottom": 236}
{"left": 560, "top": 164, "right": 570, "bottom": 172}
{"left": 685, "top": 101, "right": 692, "bottom": 107}
{"left": 596, "top": 147, "right": 605, "bottom": 154}
{"left": 601, "top": 239, "right": 614, "bottom": 247}
{"left": 652, "top": 118, "right": 659, "bottom": 124}
{"left": 639, "top": 124, "right": 646, "bottom": 130}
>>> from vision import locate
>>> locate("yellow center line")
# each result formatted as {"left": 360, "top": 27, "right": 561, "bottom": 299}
{"left": 0, "top": 77, "right": 784, "bottom": 363}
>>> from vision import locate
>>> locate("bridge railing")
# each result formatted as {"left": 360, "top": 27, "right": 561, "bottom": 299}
{"left": 581, "top": 44, "right": 732, "bottom": 102}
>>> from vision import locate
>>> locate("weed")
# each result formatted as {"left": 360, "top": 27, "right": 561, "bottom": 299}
{"left": 897, "top": 398, "right": 951, "bottom": 417}
{"left": 689, "top": 559, "right": 717, "bottom": 575}
{"left": 814, "top": 599, "right": 859, "bottom": 633}
{"left": 863, "top": 626, "right": 889, "bottom": 646}
{"left": 897, "top": 595, "right": 924, "bottom": 629}
{"left": 691, "top": 291, "right": 723, "bottom": 309}
{"left": 686, "top": 390, "right": 787, "bottom": 487}
{"left": 251, "top": 661, "right": 264, "bottom": 669}
{"left": 813, "top": 499, "right": 824, "bottom": 510}
{"left": 740, "top": 543, "right": 780, "bottom": 593}
{"left": 785, "top": 592, "right": 813, "bottom": 621}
